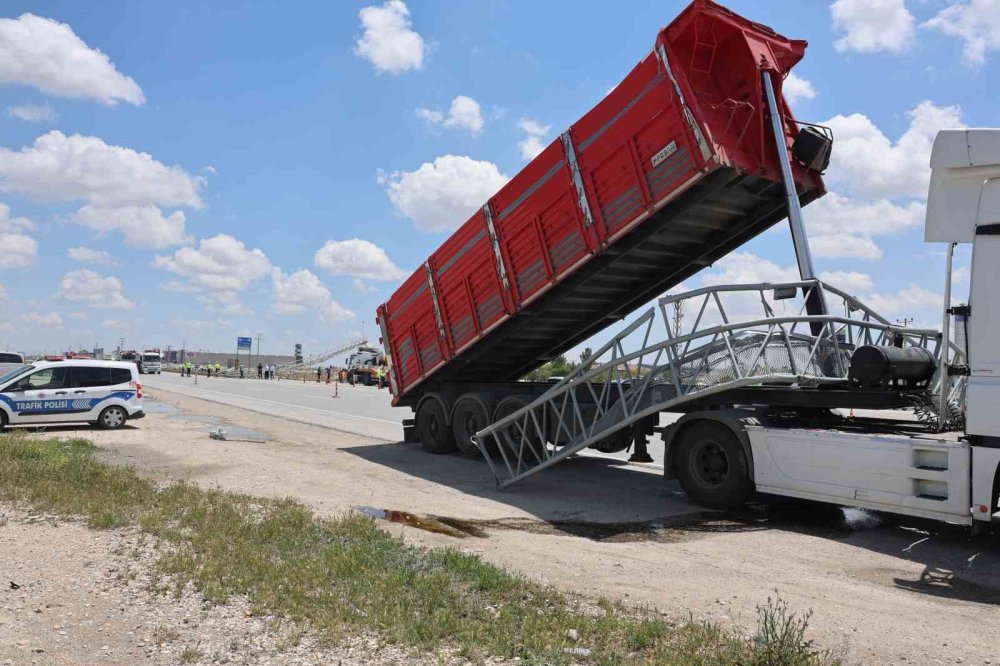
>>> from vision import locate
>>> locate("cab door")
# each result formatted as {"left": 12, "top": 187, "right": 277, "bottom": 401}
{"left": 3, "top": 366, "right": 71, "bottom": 424}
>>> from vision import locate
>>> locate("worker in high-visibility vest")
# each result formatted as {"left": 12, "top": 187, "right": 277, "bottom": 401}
{"left": 377, "top": 365, "right": 386, "bottom": 389}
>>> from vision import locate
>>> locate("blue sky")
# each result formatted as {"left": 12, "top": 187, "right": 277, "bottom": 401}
{"left": 0, "top": 0, "right": 996, "bottom": 358}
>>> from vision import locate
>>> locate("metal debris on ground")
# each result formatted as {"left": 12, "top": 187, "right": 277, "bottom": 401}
{"left": 209, "top": 427, "right": 267, "bottom": 444}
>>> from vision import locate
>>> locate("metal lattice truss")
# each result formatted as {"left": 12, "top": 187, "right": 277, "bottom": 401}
{"left": 274, "top": 339, "right": 368, "bottom": 373}
{"left": 474, "top": 280, "right": 966, "bottom": 488}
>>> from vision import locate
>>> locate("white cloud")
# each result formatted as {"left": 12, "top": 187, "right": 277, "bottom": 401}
{"left": 57, "top": 269, "right": 133, "bottom": 310}
{"left": 0, "top": 131, "right": 203, "bottom": 209}
{"left": 0, "top": 14, "right": 144, "bottom": 106}
{"left": 0, "top": 202, "right": 34, "bottom": 232}
{"left": 811, "top": 234, "right": 883, "bottom": 260}
{"left": 924, "top": 0, "right": 1000, "bottom": 68}
{"left": 823, "top": 101, "right": 963, "bottom": 200}
{"left": 415, "top": 108, "right": 444, "bottom": 124}
{"left": 702, "top": 252, "right": 799, "bottom": 287}
{"left": 67, "top": 311, "right": 86, "bottom": 319}
{"left": 271, "top": 268, "right": 354, "bottom": 321}
{"left": 831, "top": 0, "right": 915, "bottom": 54}
{"left": 314, "top": 238, "right": 407, "bottom": 281}
{"left": 19, "top": 311, "right": 62, "bottom": 328}
{"left": 6, "top": 102, "right": 56, "bottom": 123}
{"left": 806, "top": 193, "right": 924, "bottom": 238}
{"left": 67, "top": 246, "right": 116, "bottom": 267}
{"left": 0, "top": 232, "right": 38, "bottom": 268}
{"left": 152, "top": 234, "right": 271, "bottom": 302}
{"left": 0, "top": 283, "right": 6, "bottom": 300}
{"left": 863, "top": 283, "right": 942, "bottom": 317}
{"left": 518, "top": 117, "right": 550, "bottom": 160}
{"left": 417, "top": 95, "right": 484, "bottom": 134}
{"left": 379, "top": 155, "right": 509, "bottom": 232}
{"left": 355, "top": 1, "right": 425, "bottom": 74}
{"left": 353, "top": 278, "right": 377, "bottom": 293}
{"left": 803, "top": 192, "right": 923, "bottom": 259}
{"left": 783, "top": 72, "right": 817, "bottom": 104}
{"left": 72, "top": 204, "right": 190, "bottom": 248}
{"left": 819, "top": 270, "right": 875, "bottom": 293}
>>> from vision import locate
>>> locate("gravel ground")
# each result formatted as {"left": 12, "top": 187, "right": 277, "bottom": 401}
{"left": 0, "top": 506, "right": 501, "bottom": 666}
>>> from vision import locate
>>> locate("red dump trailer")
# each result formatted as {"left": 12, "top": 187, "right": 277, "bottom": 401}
{"left": 376, "top": 0, "right": 827, "bottom": 453}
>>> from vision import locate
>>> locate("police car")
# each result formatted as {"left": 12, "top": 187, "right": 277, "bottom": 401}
{"left": 0, "top": 359, "right": 145, "bottom": 430}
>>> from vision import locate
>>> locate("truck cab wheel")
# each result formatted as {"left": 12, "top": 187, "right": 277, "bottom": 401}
{"left": 416, "top": 398, "right": 456, "bottom": 454}
{"left": 674, "top": 421, "right": 752, "bottom": 510}
{"left": 452, "top": 395, "right": 490, "bottom": 457}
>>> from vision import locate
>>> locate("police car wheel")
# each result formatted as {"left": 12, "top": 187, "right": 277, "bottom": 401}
{"left": 0, "top": 411, "right": 6, "bottom": 431}
{"left": 97, "top": 406, "right": 127, "bottom": 430}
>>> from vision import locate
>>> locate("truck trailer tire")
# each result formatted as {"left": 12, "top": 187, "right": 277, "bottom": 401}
{"left": 674, "top": 421, "right": 753, "bottom": 509}
{"left": 488, "top": 396, "right": 540, "bottom": 456}
{"left": 416, "top": 397, "right": 456, "bottom": 454}
{"left": 452, "top": 394, "right": 490, "bottom": 457}
{"left": 590, "top": 427, "right": 632, "bottom": 453}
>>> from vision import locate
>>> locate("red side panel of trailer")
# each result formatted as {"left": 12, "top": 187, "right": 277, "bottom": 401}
{"left": 378, "top": 0, "right": 824, "bottom": 404}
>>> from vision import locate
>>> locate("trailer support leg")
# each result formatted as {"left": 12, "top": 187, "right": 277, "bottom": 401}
{"left": 628, "top": 426, "right": 654, "bottom": 463}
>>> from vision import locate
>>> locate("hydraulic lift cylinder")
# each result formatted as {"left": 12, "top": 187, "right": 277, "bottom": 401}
{"left": 762, "top": 70, "right": 827, "bottom": 323}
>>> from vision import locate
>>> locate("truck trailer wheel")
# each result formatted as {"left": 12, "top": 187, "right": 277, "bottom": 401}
{"left": 416, "top": 398, "right": 456, "bottom": 454}
{"left": 674, "top": 421, "right": 752, "bottom": 509}
{"left": 452, "top": 394, "right": 490, "bottom": 457}
{"left": 590, "top": 427, "right": 632, "bottom": 453}
{"left": 489, "top": 396, "right": 540, "bottom": 456}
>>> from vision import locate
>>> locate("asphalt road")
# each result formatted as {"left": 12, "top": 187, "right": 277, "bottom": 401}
{"left": 142, "top": 372, "right": 673, "bottom": 464}
{"left": 143, "top": 373, "right": 406, "bottom": 441}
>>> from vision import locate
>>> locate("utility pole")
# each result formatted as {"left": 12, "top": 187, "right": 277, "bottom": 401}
{"left": 255, "top": 333, "right": 262, "bottom": 369}
{"left": 896, "top": 317, "right": 913, "bottom": 327}
{"left": 671, "top": 300, "right": 685, "bottom": 337}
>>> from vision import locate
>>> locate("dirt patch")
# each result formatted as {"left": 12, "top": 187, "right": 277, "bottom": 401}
{"left": 0, "top": 506, "right": 450, "bottom": 665}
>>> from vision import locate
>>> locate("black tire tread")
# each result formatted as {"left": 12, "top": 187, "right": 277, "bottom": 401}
{"left": 674, "top": 421, "right": 753, "bottom": 510}
{"left": 416, "top": 398, "right": 456, "bottom": 454}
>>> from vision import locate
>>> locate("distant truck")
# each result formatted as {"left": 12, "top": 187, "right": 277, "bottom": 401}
{"left": 345, "top": 345, "right": 386, "bottom": 386}
{"left": 118, "top": 350, "right": 142, "bottom": 374}
{"left": 142, "top": 349, "right": 162, "bottom": 375}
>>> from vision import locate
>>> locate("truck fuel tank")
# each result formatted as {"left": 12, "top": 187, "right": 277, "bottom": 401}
{"left": 849, "top": 345, "right": 936, "bottom": 388}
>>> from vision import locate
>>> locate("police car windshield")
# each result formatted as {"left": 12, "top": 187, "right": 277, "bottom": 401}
{"left": 0, "top": 364, "right": 33, "bottom": 386}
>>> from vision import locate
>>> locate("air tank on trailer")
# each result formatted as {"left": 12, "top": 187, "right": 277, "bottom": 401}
{"left": 376, "top": 0, "right": 830, "bottom": 452}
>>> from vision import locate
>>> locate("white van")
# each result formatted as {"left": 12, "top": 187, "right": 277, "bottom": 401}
{"left": 0, "top": 351, "right": 25, "bottom": 377}
{"left": 0, "top": 360, "right": 144, "bottom": 430}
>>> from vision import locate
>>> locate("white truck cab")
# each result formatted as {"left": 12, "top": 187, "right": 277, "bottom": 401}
{"left": 0, "top": 359, "right": 144, "bottom": 430}
{"left": 142, "top": 350, "right": 162, "bottom": 375}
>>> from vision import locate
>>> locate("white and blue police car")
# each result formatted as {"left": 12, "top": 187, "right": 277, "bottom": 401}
{"left": 0, "top": 359, "right": 144, "bottom": 430}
